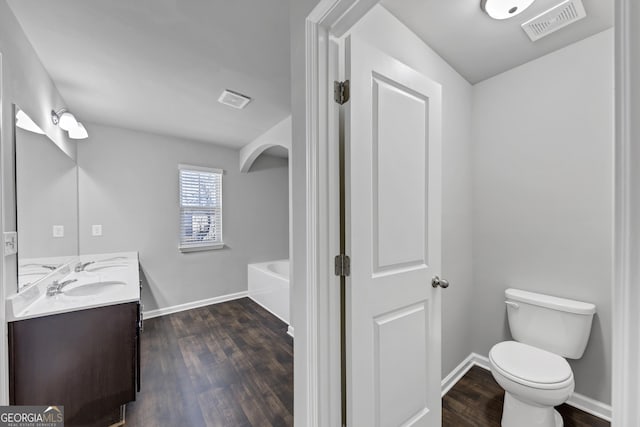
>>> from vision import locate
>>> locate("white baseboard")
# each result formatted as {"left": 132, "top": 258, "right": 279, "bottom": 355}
{"left": 143, "top": 291, "right": 248, "bottom": 319}
{"left": 442, "top": 353, "right": 612, "bottom": 422}
{"left": 247, "top": 296, "right": 290, "bottom": 327}
{"left": 469, "top": 353, "right": 491, "bottom": 370}
{"left": 441, "top": 353, "right": 478, "bottom": 397}
{"left": 566, "top": 391, "right": 612, "bottom": 422}
{"left": 287, "top": 326, "right": 294, "bottom": 338}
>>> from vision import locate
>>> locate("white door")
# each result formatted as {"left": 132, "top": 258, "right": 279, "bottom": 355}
{"left": 345, "top": 34, "right": 444, "bottom": 427}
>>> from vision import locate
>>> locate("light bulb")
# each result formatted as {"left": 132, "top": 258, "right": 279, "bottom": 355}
{"left": 481, "top": 0, "right": 536, "bottom": 20}
{"left": 58, "top": 111, "right": 78, "bottom": 131}
{"left": 68, "top": 122, "right": 88, "bottom": 140}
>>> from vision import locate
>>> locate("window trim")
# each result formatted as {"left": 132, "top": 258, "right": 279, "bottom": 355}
{"left": 179, "top": 242, "right": 225, "bottom": 253}
{"left": 178, "top": 164, "right": 224, "bottom": 253}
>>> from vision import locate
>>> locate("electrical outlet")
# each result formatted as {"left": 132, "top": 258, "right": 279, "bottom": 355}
{"left": 53, "top": 225, "right": 64, "bottom": 238}
{"left": 92, "top": 224, "right": 103, "bottom": 236}
{"left": 3, "top": 232, "right": 17, "bottom": 256}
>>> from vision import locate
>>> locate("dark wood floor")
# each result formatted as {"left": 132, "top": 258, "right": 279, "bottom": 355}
{"left": 443, "top": 366, "right": 610, "bottom": 427}
{"left": 126, "top": 298, "right": 608, "bottom": 427}
{"left": 126, "top": 298, "right": 293, "bottom": 427}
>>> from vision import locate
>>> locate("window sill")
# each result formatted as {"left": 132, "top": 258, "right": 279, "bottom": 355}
{"left": 179, "top": 243, "right": 225, "bottom": 253}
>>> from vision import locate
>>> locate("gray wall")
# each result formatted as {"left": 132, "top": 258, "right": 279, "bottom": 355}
{"left": 77, "top": 123, "right": 289, "bottom": 312}
{"left": 471, "top": 29, "right": 614, "bottom": 403}
{"left": 350, "top": 5, "right": 475, "bottom": 379}
{"left": 16, "top": 128, "right": 78, "bottom": 259}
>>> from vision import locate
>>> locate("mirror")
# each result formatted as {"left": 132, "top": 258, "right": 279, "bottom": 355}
{"left": 15, "top": 105, "right": 79, "bottom": 290}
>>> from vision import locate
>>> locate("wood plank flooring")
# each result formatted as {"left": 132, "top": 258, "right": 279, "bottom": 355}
{"left": 443, "top": 366, "right": 610, "bottom": 427}
{"left": 126, "top": 298, "right": 608, "bottom": 427}
{"left": 126, "top": 298, "right": 293, "bottom": 427}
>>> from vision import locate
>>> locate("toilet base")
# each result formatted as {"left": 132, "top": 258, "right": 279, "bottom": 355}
{"left": 501, "top": 392, "right": 564, "bottom": 427}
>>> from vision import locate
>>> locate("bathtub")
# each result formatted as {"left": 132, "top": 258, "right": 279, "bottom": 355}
{"left": 248, "top": 259, "right": 290, "bottom": 326}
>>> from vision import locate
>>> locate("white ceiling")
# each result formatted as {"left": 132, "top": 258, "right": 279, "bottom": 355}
{"left": 7, "top": 0, "right": 291, "bottom": 149}
{"left": 380, "top": 0, "right": 613, "bottom": 84}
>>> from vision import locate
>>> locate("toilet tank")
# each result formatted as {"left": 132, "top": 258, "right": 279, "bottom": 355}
{"left": 505, "top": 288, "right": 596, "bottom": 359}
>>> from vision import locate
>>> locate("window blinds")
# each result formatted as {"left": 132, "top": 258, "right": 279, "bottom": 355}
{"left": 179, "top": 166, "right": 223, "bottom": 250}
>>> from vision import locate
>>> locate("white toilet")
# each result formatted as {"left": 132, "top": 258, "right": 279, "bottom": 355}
{"left": 489, "top": 288, "right": 596, "bottom": 427}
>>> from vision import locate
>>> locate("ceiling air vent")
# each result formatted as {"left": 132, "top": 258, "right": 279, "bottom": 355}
{"left": 521, "top": 0, "right": 586, "bottom": 42}
{"left": 218, "top": 89, "right": 252, "bottom": 109}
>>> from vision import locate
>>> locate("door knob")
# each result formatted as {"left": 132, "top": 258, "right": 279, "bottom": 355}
{"left": 432, "top": 276, "right": 449, "bottom": 289}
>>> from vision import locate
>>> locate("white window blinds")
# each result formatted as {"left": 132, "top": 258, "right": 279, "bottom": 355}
{"left": 179, "top": 165, "right": 223, "bottom": 251}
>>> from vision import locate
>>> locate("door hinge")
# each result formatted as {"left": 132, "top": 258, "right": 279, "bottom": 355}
{"left": 335, "top": 254, "right": 351, "bottom": 277}
{"left": 334, "top": 80, "right": 350, "bottom": 105}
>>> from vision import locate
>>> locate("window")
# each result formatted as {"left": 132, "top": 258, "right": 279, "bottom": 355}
{"left": 179, "top": 164, "right": 223, "bottom": 252}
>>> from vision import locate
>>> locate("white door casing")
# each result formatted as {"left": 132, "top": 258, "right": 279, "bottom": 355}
{"left": 345, "top": 35, "right": 443, "bottom": 427}
{"left": 613, "top": 0, "right": 640, "bottom": 424}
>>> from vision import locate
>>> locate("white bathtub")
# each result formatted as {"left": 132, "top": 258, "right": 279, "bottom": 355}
{"left": 248, "top": 259, "right": 290, "bottom": 325}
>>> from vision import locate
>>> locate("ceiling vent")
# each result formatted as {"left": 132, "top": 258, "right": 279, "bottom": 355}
{"left": 521, "top": 0, "right": 586, "bottom": 42}
{"left": 218, "top": 89, "right": 252, "bottom": 109}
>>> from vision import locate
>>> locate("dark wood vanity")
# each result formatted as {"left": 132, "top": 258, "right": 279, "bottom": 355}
{"left": 8, "top": 302, "right": 141, "bottom": 427}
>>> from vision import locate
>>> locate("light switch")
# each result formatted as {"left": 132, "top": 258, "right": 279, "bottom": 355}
{"left": 4, "top": 232, "right": 17, "bottom": 256}
{"left": 92, "top": 224, "right": 103, "bottom": 236}
{"left": 53, "top": 225, "right": 64, "bottom": 238}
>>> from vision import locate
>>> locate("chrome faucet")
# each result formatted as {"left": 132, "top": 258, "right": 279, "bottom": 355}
{"left": 74, "top": 261, "right": 95, "bottom": 272}
{"left": 46, "top": 279, "right": 78, "bottom": 296}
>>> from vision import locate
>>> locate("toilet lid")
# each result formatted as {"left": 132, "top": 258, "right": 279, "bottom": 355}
{"left": 490, "top": 341, "right": 572, "bottom": 385}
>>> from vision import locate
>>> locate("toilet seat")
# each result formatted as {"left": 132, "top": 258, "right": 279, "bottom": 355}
{"left": 489, "top": 341, "right": 573, "bottom": 390}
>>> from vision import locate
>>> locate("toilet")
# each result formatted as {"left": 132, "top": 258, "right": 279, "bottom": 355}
{"left": 489, "top": 288, "right": 596, "bottom": 427}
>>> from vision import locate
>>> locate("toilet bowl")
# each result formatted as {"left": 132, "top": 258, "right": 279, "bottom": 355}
{"left": 489, "top": 341, "right": 574, "bottom": 427}
{"left": 490, "top": 289, "right": 596, "bottom": 427}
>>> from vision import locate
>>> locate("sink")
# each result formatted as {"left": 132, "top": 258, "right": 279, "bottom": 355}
{"left": 63, "top": 281, "right": 127, "bottom": 297}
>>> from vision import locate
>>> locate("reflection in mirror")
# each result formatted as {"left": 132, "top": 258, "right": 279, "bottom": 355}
{"left": 15, "top": 105, "right": 79, "bottom": 291}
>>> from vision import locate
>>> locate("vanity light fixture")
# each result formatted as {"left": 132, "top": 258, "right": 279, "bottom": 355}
{"left": 15, "top": 109, "right": 45, "bottom": 134}
{"left": 51, "top": 108, "right": 89, "bottom": 140}
{"left": 481, "top": 0, "right": 536, "bottom": 19}
{"left": 68, "top": 122, "right": 88, "bottom": 140}
{"left": 51, "top": 109, "right": 78, "bottom": 131}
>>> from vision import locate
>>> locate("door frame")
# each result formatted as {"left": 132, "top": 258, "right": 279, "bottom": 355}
{"left": 302, "top": 1, "right": 378, "bottom": 425}
{"left": 612, "top": 0, "right": 640, "bottom": 425}
{"left": 304, "top": 0, "right": 636, "bottom": 426}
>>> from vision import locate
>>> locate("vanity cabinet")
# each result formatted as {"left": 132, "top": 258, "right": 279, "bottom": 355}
{"left": 8, "top": 302, "right": 141, "bottom": 427}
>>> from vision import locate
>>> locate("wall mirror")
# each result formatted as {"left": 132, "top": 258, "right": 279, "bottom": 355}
{"left": 15, "top": 105, "right": 79, "bottom": 290}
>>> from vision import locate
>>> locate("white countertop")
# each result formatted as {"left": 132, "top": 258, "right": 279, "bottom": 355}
{"left": 7, "top": 252, "right": 140, "bottom": 322}
{"left": 18, "top": 255, "right": 75, "bottom": 290}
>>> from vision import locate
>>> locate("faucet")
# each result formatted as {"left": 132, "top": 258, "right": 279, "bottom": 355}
{"left": 74, "top": 261, "right": 95, "bottom": 272}
{"left": 47, "top": 279, "right": 78, "bottom": 296}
